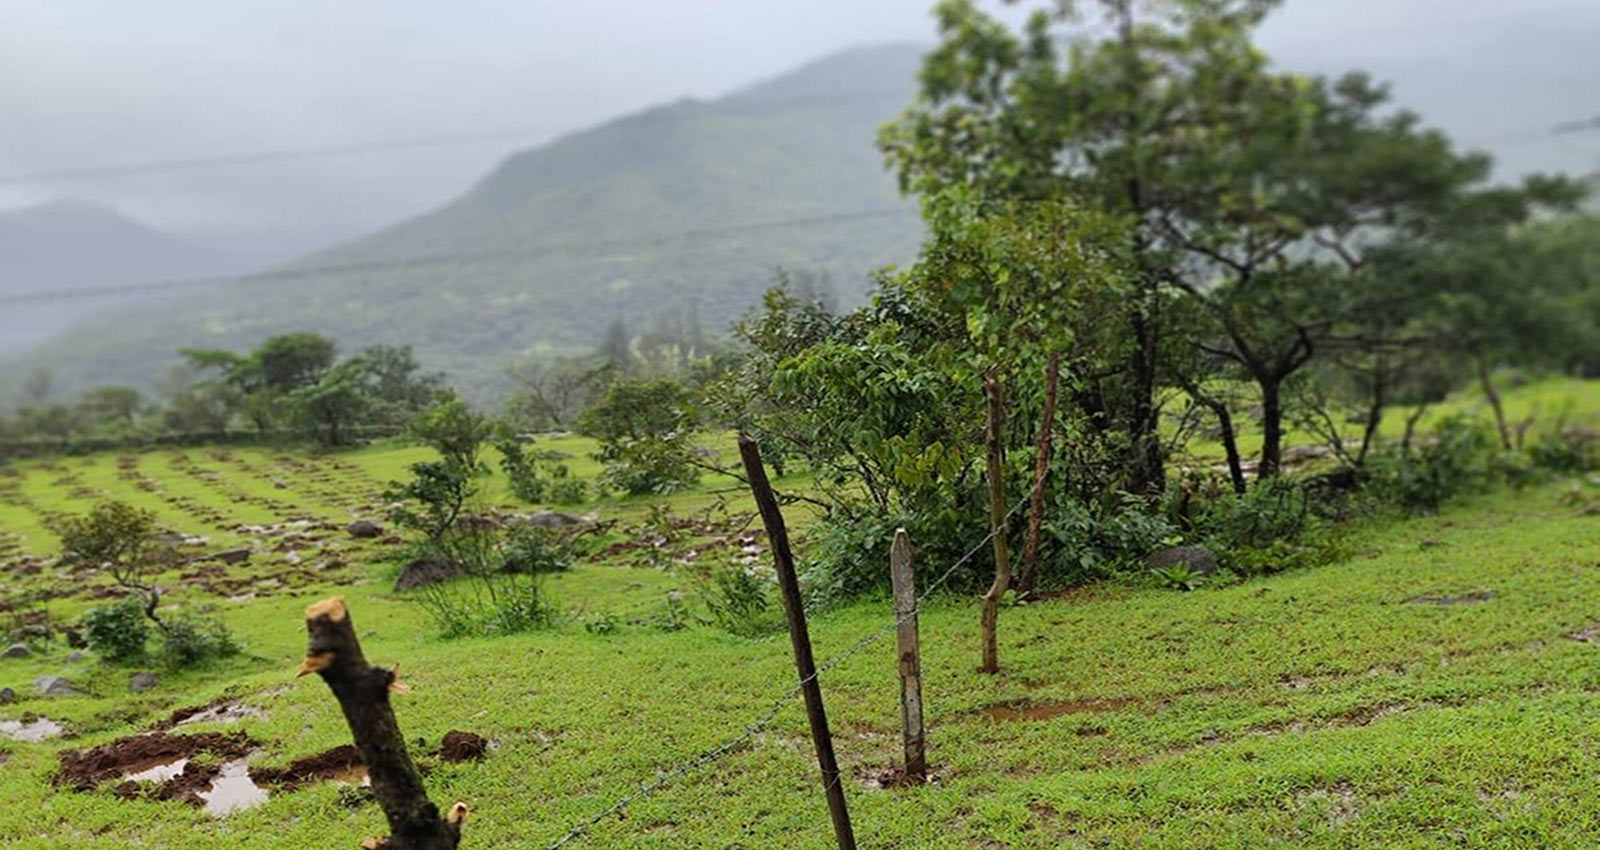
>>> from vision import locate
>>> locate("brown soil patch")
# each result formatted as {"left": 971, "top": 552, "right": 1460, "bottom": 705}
{"left": 1405, "top": 590, "right": 1495, "bottom": 605}
{"left": 860, "top": 765, "right": 931, "bottom": 790}
{"left": 980, "top": 696, "right": 1142, "bottom": 722}
{"left": 56, "top": 731, "right": 255, "bottom": 802}
{"left": 439, "top": 730, "right": 489, "bottom": 763}
{"left": 253, "top": 744, "right": 365, "bottom": 790}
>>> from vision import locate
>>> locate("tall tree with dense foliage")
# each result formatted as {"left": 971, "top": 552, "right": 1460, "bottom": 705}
{"left": 882, "top": 0, "right": 1584, "bottom": 480}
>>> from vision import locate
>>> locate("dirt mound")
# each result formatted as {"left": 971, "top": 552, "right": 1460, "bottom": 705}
{"left": 439, "top": 730, "right": 489, "bottom": 763}
{"left": 57, "top": 731, "right": 255, "bottom": 801}
{"left": 253, "top": 744, "right": 365, "bottom": 790}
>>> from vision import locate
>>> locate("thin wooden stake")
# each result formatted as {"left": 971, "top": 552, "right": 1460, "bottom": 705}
{"left": 738, "top": 435, "right": 857, "bottom": 850}
{"left": 890, "top": 528, "right": 926, "bottom": 781}
{"left": 1017, "top": 352, "right": 1060, "bottom": 599}
{"left": 980, "top": 367, "right": 1011, "bottom": 675}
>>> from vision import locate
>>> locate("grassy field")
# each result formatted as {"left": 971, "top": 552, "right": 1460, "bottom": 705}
{"left": 5, "top": 382, "right": 1600, "bottom": 847}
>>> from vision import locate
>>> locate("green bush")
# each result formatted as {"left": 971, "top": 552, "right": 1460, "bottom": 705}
{"left": 501, "top": 525, "right": 572, "bottom": 575}
{"left": 1366, "top": 415, "right": 1504, "bottom": 512}
{"left": 157, "top": 613, "right": 240, "bottom": 668}
{"left": 1529, "top": 427, "right": 1600, "bottom": 473}
{"left": 697, "top": 567, "right": 782, "bottom": 638}
{"left": 80, "top": 597, "right": 150, "bottom": 663}
{"left": 594, "top": 435, "right": 700, "bottom": 496}
{"left": 407, "top": 527, "right": 556, "bottom": 638}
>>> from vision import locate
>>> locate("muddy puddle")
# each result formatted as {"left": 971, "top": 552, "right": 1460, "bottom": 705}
{"left": 0, "top": 717, "right": 63, "bottom": 741}
{"left": 58, "top": 729, "right": 485, "bottom": 817}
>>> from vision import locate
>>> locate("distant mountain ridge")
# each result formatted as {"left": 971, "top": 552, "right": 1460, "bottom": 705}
{"left": 0, "top": 200, "right": 244, "bottom": 356}
{"left": 8, "top": 43, "right": 930, "bottom": 399}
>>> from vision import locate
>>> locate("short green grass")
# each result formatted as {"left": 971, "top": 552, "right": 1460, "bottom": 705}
{"left": 5, "top": 385, "right": 1600, "bottom": 848}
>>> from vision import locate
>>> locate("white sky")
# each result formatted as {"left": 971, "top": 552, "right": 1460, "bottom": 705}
{"left": 1, "top": 0, "right": 1594, "bottom": 261}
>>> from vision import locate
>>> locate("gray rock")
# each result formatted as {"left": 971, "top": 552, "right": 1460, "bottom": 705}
{"left": 394, "top": 557, "right": 463, "bottom": 592}
{"left": 0, "top": 686, "right": 14, "bottom": 704}
{"left": 1145, "top": 545, "right": 1220, "bottom": 576}
{"left": 35, "top": 675, "right": 79, "bottom": 697}
{"left": 129, "top": 672, "right": 160, "bottom": 693}
{"left": 213, "top": 547, "right": 251, "bottom": 565}
{"left": 522, "top": 510, "right": 585, "bottom": 529}
{"left": 2, "top": 643, "right": 29, "bottom": 659}
{"left": 9, "top": 624, "right": 49, "bottom": 642}
{"left": 346, "top": 519, "right": 384, "bottom": 539}
{"left": 66, "top": 650, "right": 85, "bottom": 663}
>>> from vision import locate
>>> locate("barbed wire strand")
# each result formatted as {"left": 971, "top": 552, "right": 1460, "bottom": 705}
{"left": 541, "top": 492, "right": 1031, "bottom": 850}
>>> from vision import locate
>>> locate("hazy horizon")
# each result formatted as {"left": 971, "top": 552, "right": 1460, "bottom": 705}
{"left": 2, "top": 0, "right": 1594, "bottom": 269}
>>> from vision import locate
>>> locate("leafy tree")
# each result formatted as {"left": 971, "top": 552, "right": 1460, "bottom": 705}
{"left": 578, "top": 378, "right": 700, "bottom": 495}
{"left": 290, "top": 359, "right": 373, "bottom": 447}
{"left": 881, "top": 0, "right": 1584, "bottom": 481}
{"left": 56, "top": 502, "right": 174, "bottom": 632}
{"left": 358, "top": 344, "right": 444, "bottom": 420}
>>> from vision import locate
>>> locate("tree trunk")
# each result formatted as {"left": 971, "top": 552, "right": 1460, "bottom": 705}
{"left": 1181, "top": 379, "right": 1246, "bottom": 496}
{"left": 1016, "top": 353, "right": 1060, "bottom": 599}
{"left": 1356, "top": 366, "right": 1386, "bottom": 467}
{"left": 1475, "top": 356, "right": 1512, "bottom": 450}
{"left": 1258, "top": 376, "right": 1284, "bottom": 479}
{"left": 980, "top": 368, "right": 1011, "bottom": 675}
{"left": 298, "top": 597, "right": 467, "bottom": 850}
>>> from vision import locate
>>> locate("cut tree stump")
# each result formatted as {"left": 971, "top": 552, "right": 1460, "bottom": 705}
{"left": 298, "top": 596, "right": 468, "bottom": 849}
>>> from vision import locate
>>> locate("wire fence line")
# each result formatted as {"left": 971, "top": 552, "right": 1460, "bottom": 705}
{"left": 541, "top": 493, "right": 1032, "bottom": 850}
{"left": 0, "top": 207, "right": 918, "bottom": 307}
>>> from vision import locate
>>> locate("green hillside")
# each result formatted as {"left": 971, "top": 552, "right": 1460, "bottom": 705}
{"left": 11, "top": 44, "right": 927, "bottom": 399}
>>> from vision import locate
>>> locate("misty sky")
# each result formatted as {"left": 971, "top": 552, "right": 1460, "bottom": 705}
{"left": 2, "top": 0, "right": 1595, "bottom": 264}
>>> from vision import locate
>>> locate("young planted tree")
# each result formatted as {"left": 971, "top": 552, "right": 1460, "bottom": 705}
{"left": 56, "top": 502, "right": 174, "bottom": 631}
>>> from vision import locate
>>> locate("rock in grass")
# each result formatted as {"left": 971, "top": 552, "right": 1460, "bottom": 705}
{"left": 129, "top": 672, "right": 159, "bottom": 693}
{"left": 63, "top": 628, "right": 86, "bottom": 649}
{"left": 0, "top": 687, "right": 14, "bottom": 704}
{"left": 521, "top": 510, "right": 586, "bottom": 529}
{"left": 2, "top": 644, "right": 29, "bottom": 659}
{"left": 345, "top": 519, "right": 384, "bottom": 539}
{"left": 213, "top": 547, "right": 251, "bottom": 565}
{"left": 35, "top": 675, "right": 79, "bottom": 697}
{"left": 393, "top": 557, "right": 463, "bottom": 592}
{"left": 65, "top": 651, "right": 85, "bottom": 663}
{"left": 1145, "top": 545, "right": 1220, "bottom": 576}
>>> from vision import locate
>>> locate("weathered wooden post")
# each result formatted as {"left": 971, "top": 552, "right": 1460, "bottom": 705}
{"left": 890, "top": 528, "right": 926, "bottom": 781}
{"left": 738, "top": 435, "right": 857, "bottom": 850}
{"left": 297, "top": 596, "right": 467, "bottom": 850}
{"left": 980, "top": 367, "right": 1011, "bottom": 674}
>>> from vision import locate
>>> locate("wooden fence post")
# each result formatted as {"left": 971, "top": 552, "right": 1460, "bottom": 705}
{"left": 738, "top": 435, "right": 858, "bottom": 850}
{"left": 890, "top": 528, "right": 926, "bottom": 781}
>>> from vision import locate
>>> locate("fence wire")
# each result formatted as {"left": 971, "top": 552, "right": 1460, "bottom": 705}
{"left": 541, "top": 493, "right": 1032, "bottom": 850}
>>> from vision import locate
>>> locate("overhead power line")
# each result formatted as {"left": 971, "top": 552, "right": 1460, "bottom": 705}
{"left": 0, "top": 89, "right": 913, "bottom": 186}
{"left": 0, "top": 128, "right": 557, "bottom": 185}
{"left": 0, "top": 207, "right": 920, "bottom": 306}
{"left": 1552, "top": 115, "right": 1600, "bottom": 135}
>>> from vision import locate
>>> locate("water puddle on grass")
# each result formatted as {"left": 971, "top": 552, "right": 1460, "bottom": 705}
{"left": 123, "top": 756, "right": 190, "bottom": 783}
{"left": 0, "top": 717, "right": 63, "bottom": 741}
{"left": 173, "top": 703, "right": 265, "bottom": 727}
{"left": 197, "top": 759, "right": 270, "bottom": 816}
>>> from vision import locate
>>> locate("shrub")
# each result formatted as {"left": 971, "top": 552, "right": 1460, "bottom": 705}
{"left": 501, "top": 525, "right": 573, "bottom": 575}
{"left": 80, "top": 597, "right": 150, "bottom": 663}
{"left": 697, "top": 567, "right": 782, "bottom": 638}
{"left": 594, "top": 436, "right": 700, "bottom": 496}
{"left": 407, "top": 527, "right": 556, "bottom": 638}
{"left": 1366, "top": 415, "right": 1504, "bottom": 512}
{"left": 1529, "top": 427, "right": 1600, "bottom": 473}
{"left": 157, "top": 613, "right": 240, "bottom": 668}
{"left": 1043, "top": 493, "right": 1182, "bottom": 585}
{"left": 495, "top": 436, "right": 589, "bottom": 504}
{"left": 385, "top": 459, "right": 478, "bottom": 543}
